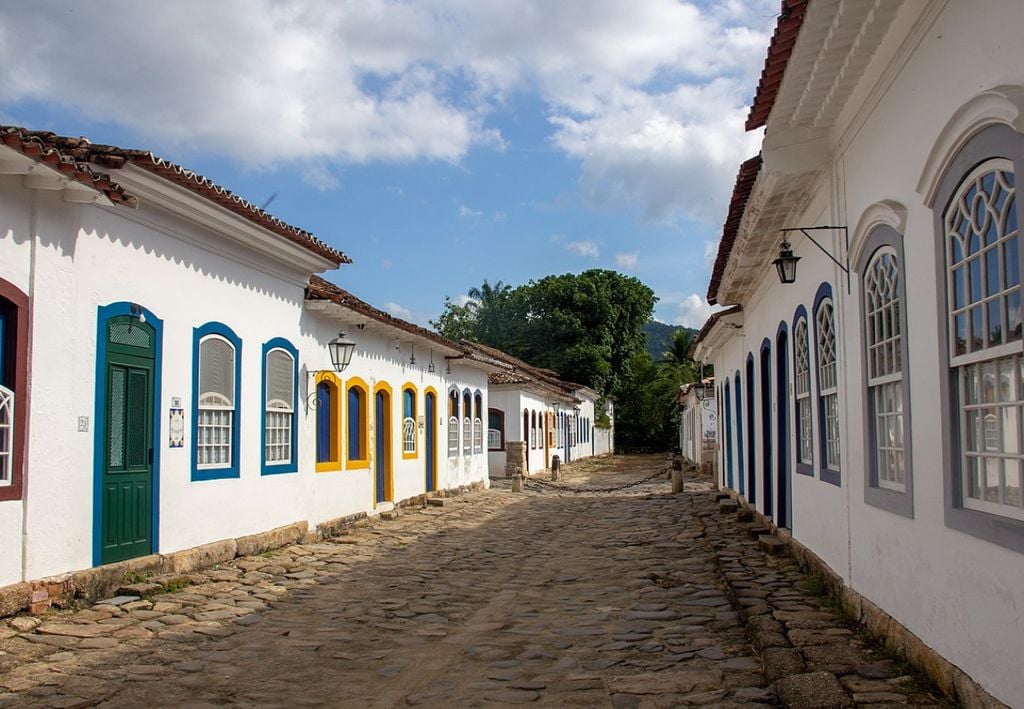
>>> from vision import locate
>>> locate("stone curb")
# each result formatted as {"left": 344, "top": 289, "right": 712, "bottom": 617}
{"left": 0, "top": 481, "right": 488, "bottom": 619}
{"left": 717, "top": 490, "right": 1008, "bottom": 709}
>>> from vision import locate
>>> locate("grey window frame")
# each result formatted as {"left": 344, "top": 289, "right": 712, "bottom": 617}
{"left": 930, "top": 122, "right": 1024, "bottom": 553}
{"left": 856, "top": 225, "right": 914, "bottom": 518}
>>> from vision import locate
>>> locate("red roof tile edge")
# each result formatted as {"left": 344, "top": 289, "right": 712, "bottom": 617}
{"left": 1, "top": 126, "right": 135, "bottom": 206}
{"left": 745, "top": 0, "right": 809, "bottom": 131}
{"left": 689, "top": 305, "right": 743, "bottom": 357}
{"left": 706, "top": 155, "right": 762, "bottom": 305}
{"left": 464, "top": 340, "right": 590, "bottom": 400}
{"left": 3, "top": 128, "right": 349, "bottom": 266}
{"left": 305, "top": 275, "right": 510, "bottom": 370}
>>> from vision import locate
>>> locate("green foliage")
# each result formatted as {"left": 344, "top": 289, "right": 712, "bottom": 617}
{"left": 642, "top": 321, "right": 697, "bottom": 361}
{"left": 433, "top": 270, "right": 656, "bottom": 397}
{"left": 614, "top": 351, "right": 697, "bottom": 452}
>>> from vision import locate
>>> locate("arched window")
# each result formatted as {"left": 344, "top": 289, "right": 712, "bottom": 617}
{"left": 473, "top": 392, "right": 483, "bottom": 454}
{"left": 462, "top": 390, "right": 472, "bottom": 455}
{"left": 814, "top": 288, "right": 841, "bottom": 483}
{"left": 530, "top": 410, "right": 537, "bottom": 449}
{"left": 193, "top": 323, "right": 241, "bottom": 479}
{"left": 402, "top": 385, "right": 417, "bottom": 458}
{"left": 858, "top": 223, "right": 916, "bottom": 518}
{"left": 488, "top": 408, "right": 505, "bottom": 450}
{"left": 793, "top": 312, "right": 813, "bottom": 472}
{"left": 347, "top": 378, "right": 369, "bottom": 468}
{"left": 315, "top": 373, "right": 341, "bottom": 472}
{"left": 263, "top": 340, "right": 297, "bottom": 474}
{"left": 944, "top": 153, "right": 1022, "bottom": 519}
{"left": 0, "top": 282, "right": 28, "bottom": 500}
{"left": 448, "top": 389, "right": 460, "bottom": 456}
{"left": 865, "top": 246, "right": 906, "bottom": 490}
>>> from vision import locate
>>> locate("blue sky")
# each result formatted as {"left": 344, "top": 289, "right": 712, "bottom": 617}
{"left": 0, "top": 0, "right": 776, "bottom": 327}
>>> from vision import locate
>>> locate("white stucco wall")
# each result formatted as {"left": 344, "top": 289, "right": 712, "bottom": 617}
{"left": 709, "top": 2, "right": 1024, "bottom": 702}
{"left": 0, "top": 175, "right": 492, "bottom": 587}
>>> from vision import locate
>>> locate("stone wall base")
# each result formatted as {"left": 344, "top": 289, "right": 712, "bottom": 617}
{"left": 727, "top": 493, "right": 1007, "bottom": 708}
{"left": 1, "top": 479, "right": 490, "bottom": 619}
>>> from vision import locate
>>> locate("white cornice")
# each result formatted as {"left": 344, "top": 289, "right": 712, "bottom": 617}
{"left": 850, "top": 200, "right": 908, "bottom": 267}
{"left": 916, "top": 85, "right": 1024, "bottom": 206}
{"left": 110, "top": 165, "right": 339, "bottom": 278}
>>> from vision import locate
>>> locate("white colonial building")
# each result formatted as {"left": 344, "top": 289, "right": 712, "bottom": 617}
{"left": 0, "top": 128, "right": 498, "bottom": 605}
{"left": 677, "top": 376, "right": 716, "bottom": 475}
{"left": 693, "top": 1, "right": 1024, "bottom": 703}
{"left": 465, "top": 342, "right": 610, "bottom": 478}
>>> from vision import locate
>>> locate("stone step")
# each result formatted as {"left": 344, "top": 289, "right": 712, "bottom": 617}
{"left": 758, "top": 536, "right": 788, "bottom": 556}
{"left": 713, "top": 492, "right": 731, "bottom": 501}
{"left": 426, "top": 498, "right": 447, "bottom": 507}
{"left": 719, "top": 500, "right": 738, "bottom": 513}
{"left": 117, "top": 582, "right": 161, "bottom": 598}
{"left": 736, "top": 508, "right": 754, "bottom": 523}
{"left": 747, "top": 526, "right": 771, "bottom": 540}
{"left": 380, "top": 510, "right": 400, "bottom": 521}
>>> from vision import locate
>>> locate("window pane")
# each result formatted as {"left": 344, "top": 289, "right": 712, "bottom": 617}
{"left": 200, "top": 337, "right": 234, "bottom": 404}
{"left": 266, "top": 350, "right": 294, "bottom": 409}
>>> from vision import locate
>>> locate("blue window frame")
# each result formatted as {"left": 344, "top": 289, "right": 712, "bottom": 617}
{"left": 261, "top": 338, "right": 298, "bottom": 475}
{"left": 813, "top": 282, "right": 841, "bottom": 486}
{"left": 192, "top": 322, "right": 241, "bottom": 481}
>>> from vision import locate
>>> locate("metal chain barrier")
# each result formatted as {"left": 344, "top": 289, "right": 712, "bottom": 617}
{"left": 521, "top": 464, "right": 672, "bottom": 494}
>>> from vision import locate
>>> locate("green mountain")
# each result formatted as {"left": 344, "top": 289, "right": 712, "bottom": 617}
{"left": 643, "top": 321, "right": 697, "bottom": 361}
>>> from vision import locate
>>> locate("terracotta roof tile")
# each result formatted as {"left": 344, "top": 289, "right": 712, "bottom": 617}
{"left": 689, "top": 305, "right": 742, "bottom": 356}
{"left": 7, "top": 129, "right": 349, "bottom": 266}
{"left": 706, "top": 155, "right": 762, "bottom": 305}
{"left": 305, "top": 276, "right": 513, "bottom": 375}
{"left": 745, "top": 0, "right": 809, "bottom": 131}
{"left": 0, "top": 126, "right": 136, "bottom": 206}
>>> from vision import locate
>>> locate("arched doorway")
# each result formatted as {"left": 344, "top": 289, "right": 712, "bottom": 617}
{"left": 374, "top": 385, "right": 393, "bottom": 504}
{"left": 96, "top": 304, "right": 162, "bottom": 565}
{"left": 776, "top": 324, "right": 791, "bottom": 529}
{"left": 745, "top": 356, "right": 756, "bottom": 504}
{"left": 425, "top": 389, "right": 437, "bottom": 492}
{"left": 760, "top": 340, "right": 773, "bottom": 519}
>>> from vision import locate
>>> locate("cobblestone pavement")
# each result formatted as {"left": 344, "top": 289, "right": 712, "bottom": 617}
{"left": 0, "top": 456, "right": 944, "bottom": 708}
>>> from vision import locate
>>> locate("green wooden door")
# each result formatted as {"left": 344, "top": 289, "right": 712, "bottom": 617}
{"left": 101, "top": 317, "right": 155, "bottom": 564}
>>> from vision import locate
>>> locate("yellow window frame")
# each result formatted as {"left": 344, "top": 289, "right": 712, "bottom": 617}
{"left": 345, "top": 376, "right": 370, "bottom": 470}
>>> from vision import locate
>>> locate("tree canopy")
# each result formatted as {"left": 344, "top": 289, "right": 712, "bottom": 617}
{"left": 432, "top": 270, "right": 656, "bottom": 397}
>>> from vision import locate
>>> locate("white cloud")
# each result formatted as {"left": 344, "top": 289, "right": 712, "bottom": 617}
{"left": 566, "top": 240, "right": 600, "bottom": 258}
{"left": 493, "top": 211, "right": 507, "bottom": 222}
{"left": 384, "top": 301, "right": 413, "bottom": 321}
{"left": 615, "top": 252, "right": 639, "bottom": 270}
{"left": 458, "top": 204, "right": 483, "bottom": 218}
{"left": 674, "top": 294, "right": 716, "bottom": 328}
{"left": 704, "top": 240, "right": 718, "bottom": 270}
{"left": 454, "top": 294, "right": 476, "bottom": 307}
{"left": 0, "top": 1, "right": 778, "bottom": 219}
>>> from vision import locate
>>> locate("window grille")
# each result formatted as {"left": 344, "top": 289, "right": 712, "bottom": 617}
{"left": 816, "top": 300, "right": 840, "bottom": 469}
{"left": 264, "top": 349, "right": 294, "bottom": 464}
{"left": 865, "top": 249, "right": 905, "bottom": 489}
{"left": 198, "top": 336, "right": 235, "bottom": 468}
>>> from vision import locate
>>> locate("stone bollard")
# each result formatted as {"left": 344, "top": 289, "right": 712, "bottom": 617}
{"left": 551, "top": 455, "right": 560, "bottom": 481}
{"left": 511, "top": 467, "right": 524, "bottom": 493}
{"left": 671, "top": 468, "right": 684, "bottom": 494}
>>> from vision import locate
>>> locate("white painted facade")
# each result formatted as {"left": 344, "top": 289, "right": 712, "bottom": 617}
{"left": 678, "top": 381, "right": 716, "bottom": 469}
{"left": 695, "top": 2, "right": 1024, "bottom": 703}
{"left": 0, "top": 136, "right": 493, "bottom": 589}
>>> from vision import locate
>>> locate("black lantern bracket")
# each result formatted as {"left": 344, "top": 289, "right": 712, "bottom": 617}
{"left": 304, "top": 331, "right": 357, "bottom": 413}
{"left": 778, "top": 225, "right": 850, "bottom": 293}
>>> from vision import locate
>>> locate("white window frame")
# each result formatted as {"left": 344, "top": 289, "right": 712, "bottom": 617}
{"left": 946, "top": 159, "right": 1024, "bottom": 519}
{"left": 198, "top": 334, "right": 235, "bottom": 469}
{"left": 794, "top": 317, "right": 812, "bottom": 466}
{"left": 264, "top": 348, "right": 294, "bottom": 465}
{"left": 816, "top": 299, "right": 840, "bottom": 471}
{"left": 864, "top": 248, "right": 906, "bottom": 491}
{"left": 0, "top": 384, "right": 13, "bottom": 485}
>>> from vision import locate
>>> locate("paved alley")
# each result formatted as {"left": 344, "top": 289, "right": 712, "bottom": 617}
{"left": 0, "top": 457, "right": 942, "bottom": 707}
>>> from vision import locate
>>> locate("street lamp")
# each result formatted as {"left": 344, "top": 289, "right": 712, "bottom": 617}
{"left": 328, "top": 331, "right": 356, "bottom": 372}
{"left": 773, "top": 241, "right": 800, "bottom": 284}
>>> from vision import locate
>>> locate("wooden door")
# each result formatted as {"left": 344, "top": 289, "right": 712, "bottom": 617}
{"left": 101, "top": 316, "right": 155, "bottom": 564}
{"left": 425, "top": 392, "right": 436, "bottom": 492}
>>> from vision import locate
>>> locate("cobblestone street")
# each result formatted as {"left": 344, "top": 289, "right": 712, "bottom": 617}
{"left": 0, "top": 457, "right": 943, "bottom": 708}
